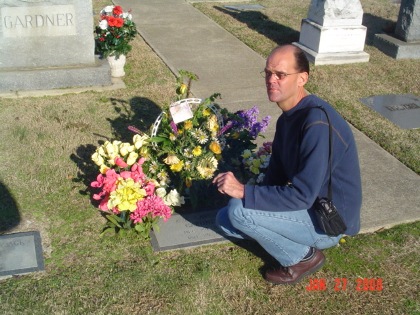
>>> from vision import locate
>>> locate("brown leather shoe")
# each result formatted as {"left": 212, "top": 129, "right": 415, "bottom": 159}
{"left": 265, "top": 249, "right": 325, "bottom": 285}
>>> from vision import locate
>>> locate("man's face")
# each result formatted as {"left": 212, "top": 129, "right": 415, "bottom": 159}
{"left": 264, "top": 47, "right": 303, "bottom": 108}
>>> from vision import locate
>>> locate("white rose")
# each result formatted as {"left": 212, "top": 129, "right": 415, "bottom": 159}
{"left": 98, "top": 19, "right": 108, "bottom": 30}
{"left": 155, "top": 187, "right": 167, "bottom": 198}
{"left": 122, "top": 12, "right": 132, "bottom": 20}
{"left": 103, "top": 6, "right": 114, "bottom": 13}
{"left": 163, "top": 189, "right": 185, "bottom": 207}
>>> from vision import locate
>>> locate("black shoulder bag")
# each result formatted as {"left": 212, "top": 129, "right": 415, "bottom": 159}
{"left": 312, "top": 107, "right": 347, "bottom": 236}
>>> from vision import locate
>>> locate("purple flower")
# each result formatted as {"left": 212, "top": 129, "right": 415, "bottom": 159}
{"left": 170, "top": 121, "right": 178, "bottom": 136}
{"left": 228, "top": 106, "right": 270, "bottom": 139}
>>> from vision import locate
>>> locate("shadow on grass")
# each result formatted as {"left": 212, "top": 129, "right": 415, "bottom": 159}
{"left": 107, "top": 96, "right": 162, "bottom": 142}
{"left": 0, "top": 181, "right": 20, "bottom": 234}
{"left": 70, "top": 96, "right": 162, "bottom": 197}
{"left": 215, "top": 6, "right": 300, "bottom": 45}
{"left": 217, "top": 6, "right": 399, "bottom": 49}
{"left": 363, "top": 13, "right": 397, "bottom": 45}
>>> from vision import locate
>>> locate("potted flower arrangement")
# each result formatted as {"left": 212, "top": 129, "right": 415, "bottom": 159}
{"left": 94, "top": 5, "right": 137, "bottom": 77}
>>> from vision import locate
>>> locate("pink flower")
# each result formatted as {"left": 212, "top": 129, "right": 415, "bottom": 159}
{"left": 130, "top": 195, "right": 172, "bottom": 224}
{"left": 90, "top": 169, "right": 120, "bottom": 211}
{"left": 144, "top": 181, "right": 155, "bottom": 196}
{"left": 91, "top": 173, "right": 105, "bottom": 188}
{"left": 98, "top": 196, "right": 110, "bottom": 211}
{"left": 102, "top": 169, "right": 119, "bottom": 192}
{"left": 115, "top": 157, "right": 128, "bottom": 168}
{"left": 130, "top": 162, "right": 146, "bottom": 182}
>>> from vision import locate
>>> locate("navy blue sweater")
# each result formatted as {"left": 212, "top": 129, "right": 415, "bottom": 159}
{"left": 244, "top": 95, "right": 362, "bottom": 235}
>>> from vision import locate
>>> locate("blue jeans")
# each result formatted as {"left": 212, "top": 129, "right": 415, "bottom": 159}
{"left": 215, "top": 198, "right": 342, "bottom": 267}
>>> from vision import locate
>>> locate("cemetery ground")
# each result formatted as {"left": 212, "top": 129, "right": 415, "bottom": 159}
{"left": 0, "top": 0, "right": 419, "bottom": 314}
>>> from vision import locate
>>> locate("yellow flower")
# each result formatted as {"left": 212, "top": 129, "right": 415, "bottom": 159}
{"left": 133, "top": 134, "right": 149, "bottom": 150}
{"left": 99, "top": 164, "right": 109, "bottom": 174}
{"left": 207, "top": 114, "right": 219, "bottom": 132}
{"left": 192, "top": 146, "right": 202, "bottom": 156}
{"left": 139, "top": 146, "right": 149, "bottom": 156}
{"left": 108, "top": 178, "right": 146, "bottom": 212}
{"left": 97, "top": 146, "right": 105, "bottom": 157}
{"left": 250, "top": 165, "right": 260, "bottom": 175}
{"left": 119, "top": 142, "right": 134, "bottom": 157}
{"left": 169, "top": 133, "right": 177, "bottom": 141}
{"left": 170, "top": 160, "right": 184, "bottom": 172}
{"left": 209, "top": 141, "right": 222, "bottom": 154}
{"left": 232, "top": 132, "right": 240, "bottom": 139}
{"left": 179, "top": 83, "right": 188, "bottom": 95}
{"left": 339, "top": 238, "right": 346, "bottom": 244}
{"left": 126, "top": 152, "right": 138, "bottom": 166}
{"left": 184, "top": 120, "right": 193, "bottom": 130}
{"left": 203, "top": 108, "right": 211, "bottom": 116}
{"left": 164, "top": 154, "right": 180, "bottom": 165}
{"left": 242, "top": 150, "right": 252, "bottom": 159}
{"left": 91, "top": 152, "right": 105, "bottom": 166}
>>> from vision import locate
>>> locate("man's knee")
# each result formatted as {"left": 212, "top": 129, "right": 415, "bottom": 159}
{"left": 227, "top": 201, "right": 247, "bottom": 228}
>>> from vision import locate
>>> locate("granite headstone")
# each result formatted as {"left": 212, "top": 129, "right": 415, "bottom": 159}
{"left": 0, "top": 0, "right": 111, "bottom": 92}
{"left": 374, "top": 0, "right": 420, "bottom": 59}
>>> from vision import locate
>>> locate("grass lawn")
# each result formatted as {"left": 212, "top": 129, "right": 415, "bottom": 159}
{"left": 0, "top": 0, "right": 419, "bottom": 314}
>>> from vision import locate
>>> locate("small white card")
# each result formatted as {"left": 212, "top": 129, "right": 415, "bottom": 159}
{"left": 170, "top": 102, "right": 194, "bottom": 124}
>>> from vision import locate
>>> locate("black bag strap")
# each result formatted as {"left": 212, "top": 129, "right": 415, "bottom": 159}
{"left": 315, "top": 106, "right": 333, "bottom": 201}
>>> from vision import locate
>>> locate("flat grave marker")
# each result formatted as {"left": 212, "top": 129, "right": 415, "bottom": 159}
{"left": 151, "top": 210, "right": 228, "bottom": 252}
{"left": 0, "top": 231, "right": 44, "bottom": 278}
{"left": 360, "top": 94, "right": 420, "bottom": 129}
{"left": 223, "top": 4, "right": 265, "bottom": 11}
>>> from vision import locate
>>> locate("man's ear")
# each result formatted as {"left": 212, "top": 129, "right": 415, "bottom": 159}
{"left": 297, "top": 72, "right": 309, "bottom": 87}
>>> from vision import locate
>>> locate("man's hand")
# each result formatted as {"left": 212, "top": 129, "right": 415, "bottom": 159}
{"left": 212, "top": 172, "right": 245, "bottom": 199}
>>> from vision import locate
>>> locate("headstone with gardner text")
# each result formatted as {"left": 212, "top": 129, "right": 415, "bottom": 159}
{"left": 294, "top": 0, "right": 370, "bottom": 65}
{"left": 374, "top": 0, "right": 420, "bottom": 59}
{"left": 0, "top": 0, "right": 111, "bottom": 93}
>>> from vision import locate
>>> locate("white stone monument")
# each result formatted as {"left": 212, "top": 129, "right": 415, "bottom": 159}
{"left": 0, "top": 0, "right": 111, "bottom": 93}
{"left": 294, "top": 0, "right": 370, "bottom": 65}
{"left": 374, "top": 0, "right": 420, "bottom": 59}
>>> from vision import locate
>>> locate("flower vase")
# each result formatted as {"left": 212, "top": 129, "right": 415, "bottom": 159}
{"left": 107, "top": 54, "right": 126, "bottom": 77}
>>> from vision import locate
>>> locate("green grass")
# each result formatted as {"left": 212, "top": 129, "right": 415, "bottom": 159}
{"left": 194, "top": 0, "right": 420, "bottom": 175}
{"left": 0, "top": 0, "right": 419, "bottom": 314}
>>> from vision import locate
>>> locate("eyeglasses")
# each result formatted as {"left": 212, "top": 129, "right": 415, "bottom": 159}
{"left": 260, "top": 69, "right": 301, "bottom": 80}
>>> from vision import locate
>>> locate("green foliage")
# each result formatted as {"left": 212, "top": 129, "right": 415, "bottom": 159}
{"left": 100, "top": 211, "right": 159, "bottom": 240}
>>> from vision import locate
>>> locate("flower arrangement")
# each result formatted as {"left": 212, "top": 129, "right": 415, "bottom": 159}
{"left": 218, "top": 106, "right": 271, "bottom": 178}
{"left": 150, "top": 95, "right": 223, "bottom": 198}
{"left": 90, "top": 135, "right": 184, "bottom": 238}
{"left": 94, "top": 5, "right": 137, "bottom": 59}
{"left": 241, "top": 141, "right": 272, "bottom": 184}
{"left": 89, "top": 70, "right": 271, "bottom": 238}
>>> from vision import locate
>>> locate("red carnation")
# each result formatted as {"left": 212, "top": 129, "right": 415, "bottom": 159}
{"left": 114, "top": 17, "right": 124, "bottom": 28}
{"left": 113, "top": 6, "right": 123, "bottom": 16}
